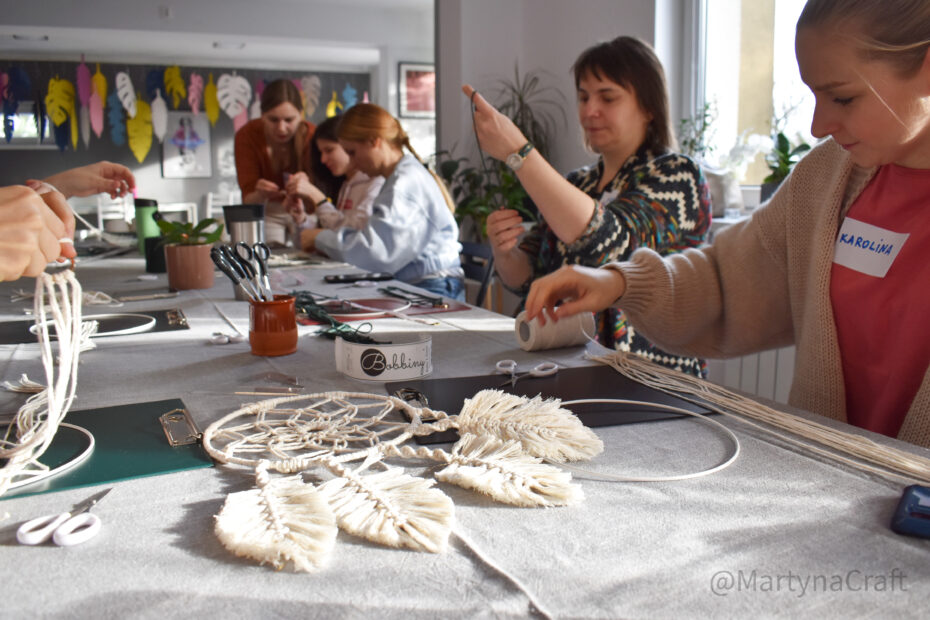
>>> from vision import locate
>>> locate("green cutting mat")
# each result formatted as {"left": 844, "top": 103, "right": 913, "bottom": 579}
{"left": 1, "top": 398, "right": 214, "bottom": 500}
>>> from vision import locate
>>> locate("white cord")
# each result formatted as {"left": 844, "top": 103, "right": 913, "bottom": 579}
{"left": 6, "top": 423, "right": 95, "bottom": 490}
{"left": 551, "top": 398, "right": 741, "bottom": 482}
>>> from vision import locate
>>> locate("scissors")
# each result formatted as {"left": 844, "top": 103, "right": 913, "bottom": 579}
{"left": 17, "top": 488, "right": 112, "bottom": 547}
{"left": 234, "top": 242, "right": 273, "bottom": 300}
{"left": 495, "top": 359, "right": 559, "bottom": 388}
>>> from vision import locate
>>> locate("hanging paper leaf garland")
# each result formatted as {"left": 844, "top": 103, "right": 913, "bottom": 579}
{"left": 342, "top": 83, "right": 358, "bottom": 109}
{"left": 53, "top": 118, "right": 70, "bottom": 151}
{"left": 115, "top": 72, "right": 137, "bottom": 118}
{"left": 187, "top": 72, "right": 203, "bottom": 115}
{"left": 127, "top": 94, "right": 152, "bottom": 163}
{"left": 107, "top": 91, "right": 126, "bottom": 146}
{"left": 151, "top": 88, "right": 167, "bottom": 143}
{"left": 76, "top": 58, "right": 92, "bottom": 106}
{"left": 3, "top": 67, "right": 31, "bottom": 143}
{"left": 80, "top": 104, "right": 90, "bottom": 148}
{"left": 325, "top": 90, "right": 343, "bottom": 118}
{"left": 302, "top": 76, "right": 321, "bottom": 118}
{"left": 145, "top": 68, "right": 164, "bottom": 103}
{"left": 92, "top": 63, "right": 107, "bottom": 103}
{"left": 217, "top": 73, "right": 251, "bottom": 119}
{"left": 33, "top": 95, "right": 46, "bottom": 143}
{"left": 1, "top": 73, "right": 11, "bottom": 143}
{"left": 204, "top": 73, "right": 219, "bottom": 127}
{"left": 163, "top": 66, "right": 186, "bottom": 109}
{"left": 89, "top": 90, "right": 104, "bottom": 138}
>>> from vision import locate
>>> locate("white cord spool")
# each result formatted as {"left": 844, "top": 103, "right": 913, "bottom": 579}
{"left": 514, "top": 311, "right": 595, "bottom": 351}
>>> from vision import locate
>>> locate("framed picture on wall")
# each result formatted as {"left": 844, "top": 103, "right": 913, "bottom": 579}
{"left": 161, "top": 111, "right": 212, "bottom": 178}
{"left": 398, "top": 62, "right": 436, "bottom": 119}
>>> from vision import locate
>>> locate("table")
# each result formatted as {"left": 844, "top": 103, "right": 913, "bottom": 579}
{"left": 1, "top": 257, "right": 928, "bottom": 619}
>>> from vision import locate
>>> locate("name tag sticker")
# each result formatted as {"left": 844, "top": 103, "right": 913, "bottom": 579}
{"left": 833, "top": 218, "right": 909, "bottom": 278}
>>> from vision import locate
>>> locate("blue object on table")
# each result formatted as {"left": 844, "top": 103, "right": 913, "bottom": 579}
{"left": 890, "top": 485, "right": 930, "bottom": 539}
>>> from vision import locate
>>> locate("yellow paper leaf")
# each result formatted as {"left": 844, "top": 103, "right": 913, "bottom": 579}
{"left": 127, "top": 95, "right": 153, "bottom": 163}
{"left": 70, "top": 101, "right": 78, "bottom": 149}
{"left": 92, "top": 63, "right": 107, "bottom": 102}
{"left": 204, "top": 73, "right": 220, "bottom": 127}
{"left": 164, "top": 66, "right": 186, "bottom": 109}
{"left": 45, "top": 77, "right": 75, "bottom": 127}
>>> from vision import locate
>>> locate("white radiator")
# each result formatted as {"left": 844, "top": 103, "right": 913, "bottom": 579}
{"left": 706, "top": 346, "right": 796, "bottom": 405}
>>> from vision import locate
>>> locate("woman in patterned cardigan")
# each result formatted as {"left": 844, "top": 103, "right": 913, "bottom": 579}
{"left": 464, "top": 35, "right": 711, "bottom": 376}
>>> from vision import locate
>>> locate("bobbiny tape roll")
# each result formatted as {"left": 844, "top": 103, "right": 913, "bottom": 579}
{"left": 335, "top": 336, "right": 432, "bottom": 381}
{"left": 514, "top": 311, "right": 595, "bottom": 351}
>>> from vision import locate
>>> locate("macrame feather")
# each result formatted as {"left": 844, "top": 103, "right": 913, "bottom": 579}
{"left": 435, "top": 433, "right": 583, "bottom": 507}
{"left": 215, "top": 468, "right": 337, "bottom": 572}
{"left": 317, "top": 460, "right": 453, "bottom": 553}
{"left": 456, "top": 389, "right": 604, "bottom": 462}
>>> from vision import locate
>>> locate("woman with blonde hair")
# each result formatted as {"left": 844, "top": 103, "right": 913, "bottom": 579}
{"left": 234, "top": 78, "right": 316, "bottom": 246}
{"left": 526, "top": 0, "right": 930, "bottom": 446}
{"left": 301, "top": 103, "right": 464, "bottom": 300}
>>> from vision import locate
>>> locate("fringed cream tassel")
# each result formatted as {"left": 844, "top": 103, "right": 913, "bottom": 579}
{"left": 435, "top": 433, "right": 583, "bottom": 507}
{"left": 456, "top": 389, "right": 604, "bottom": 462}
{"left": 593, "top": 350, "right": 930, "bottom": 485}
{"left": 214, "top": 462, "right": 337, "bottom": 572}
{"left": 317, "top": 453, "right": 454, "bottom": 553}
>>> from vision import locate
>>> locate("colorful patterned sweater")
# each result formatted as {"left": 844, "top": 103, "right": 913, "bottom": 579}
{"left": 516, "top": 146, "right": 712, "bottom": 376}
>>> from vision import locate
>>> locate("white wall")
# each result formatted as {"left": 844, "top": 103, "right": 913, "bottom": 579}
{"left": 437, "top": 0, "right": 689, "bottom": 174}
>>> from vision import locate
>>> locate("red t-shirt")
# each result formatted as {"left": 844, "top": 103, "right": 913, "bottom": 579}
{"left": 830, "top": 164, "right": 930, "bottom": 437}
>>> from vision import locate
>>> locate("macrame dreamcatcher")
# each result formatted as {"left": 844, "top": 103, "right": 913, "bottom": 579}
{"left": 0, "top": 270, "right": 91, "bottom": 496}
{"left": 202, "top": 389, "right": 604, "bottom": 572}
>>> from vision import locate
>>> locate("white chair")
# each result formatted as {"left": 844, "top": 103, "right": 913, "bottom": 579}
{"left": 204, "top": 189, "right": 242, "bottom": 221}
{"left": 158, "top": 202, "right": 198, "bottom": 225}
{"left": 95, "top": 194, "right": 133, "bottom": 230}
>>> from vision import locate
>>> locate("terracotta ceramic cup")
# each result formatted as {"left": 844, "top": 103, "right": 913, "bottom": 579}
{"left": 248, "top": 294, "right": 298, "bottom": 356}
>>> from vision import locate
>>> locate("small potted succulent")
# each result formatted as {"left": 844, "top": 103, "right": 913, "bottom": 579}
{"left": 156, "top": 217, "right": 224, "bottom": 290}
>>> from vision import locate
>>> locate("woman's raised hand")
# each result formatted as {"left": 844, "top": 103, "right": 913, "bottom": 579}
{"left": 525, "top": 265, "right": 626, "bottom": 326}
{"left": 0, "top": 185, "right": 75, "bottom": 281}
{"left": 486, "top": 208, "right": 525, "bottom": 254}
{"left": 461, "top": 84, "right": 528, "bottom": 161}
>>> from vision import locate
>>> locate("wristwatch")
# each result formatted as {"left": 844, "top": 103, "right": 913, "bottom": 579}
{"left": 505, "top": 142, "right": 535, "bottom": 172}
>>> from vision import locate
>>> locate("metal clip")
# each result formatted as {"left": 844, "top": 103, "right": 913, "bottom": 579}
{"left": 159, "top": 407, "right": 202, "bottom": 447}
{"left": 166, "top": 309, "right": 188, "bottom": 327}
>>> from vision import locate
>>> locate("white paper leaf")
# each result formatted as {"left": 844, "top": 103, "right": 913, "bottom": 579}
{"left": 115, "top": 72, "right": 137, "bottom": 118}
{"left": 215, "top": 473, "right": 337, "bottom": 573}
{"left": 151, "top": 88, "right": 167, "bottom": 143}
{"left": 301, "top": 75, "right": 321, "bottom": 117}
{"left": 79, "top": 104, "right": 90, "bottom": 148}
{"left": 436, "top": 433, "right": 583, "bottom": 507}
{"left": 317, "top": 465, "right": 453, "bottom": 553}
{"left": 456, "top": 389, "right": 604, "bottom": 462}
{"left": 217, "top": 73, "right": 252, "bottom": 119}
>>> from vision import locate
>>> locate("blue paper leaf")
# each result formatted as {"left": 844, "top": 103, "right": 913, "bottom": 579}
{"left": 146, "top": 69, "right": 164, "bottom": 102}
{"left": 34, "top": 94, "right": 46, "bottom": 142}
{"left": 6, "top": 66, "right": 31, "bottom": 102}
{"left": 53, "top": 116, "right": 70, "bottom": 151}
{"left": 342, "top": 82, "right": 358, "bottom": 109}
{"left": 3, "top": 115, "right": 12, "bottom": 143}
{"left": 107, "top": 91, "right": 126, "bottom": 146}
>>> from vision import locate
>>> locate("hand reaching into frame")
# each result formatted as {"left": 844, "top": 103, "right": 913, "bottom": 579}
{"left": 524, "top": 264, "right": 626, "bottom": 326}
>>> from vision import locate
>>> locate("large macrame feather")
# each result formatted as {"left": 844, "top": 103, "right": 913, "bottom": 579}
{"left": 435, "top": 433, "right": 583, "bottom": 507}
{"left": 214, "top": 467, "right": 337, "bottom": 573}
{"left": 456, "top": 390, "right": 604, "bottom": 462}
{"left": 317, "top": 459, "right": 453, "bottom": 553}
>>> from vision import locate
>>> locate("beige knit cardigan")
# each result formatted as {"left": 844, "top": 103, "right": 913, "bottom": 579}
{"left": 611, "top": 139, "right": 930, "bottom": 447}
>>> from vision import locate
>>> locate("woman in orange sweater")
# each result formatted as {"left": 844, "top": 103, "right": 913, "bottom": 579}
{"left": 234, "top": 79, "right": 316, "bottom": 246}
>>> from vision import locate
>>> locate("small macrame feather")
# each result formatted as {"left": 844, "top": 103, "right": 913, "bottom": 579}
{"left": 317, "top": 459, "right": 453, "bottom": 553}
{"left": 456, "top": 389, "right": 604, "bottom": 462}
{"left": 435, "top": 433, "right": 583, "bottom": 507}
{"left": 215, "top": 467, "right": 337, "bottom": 573}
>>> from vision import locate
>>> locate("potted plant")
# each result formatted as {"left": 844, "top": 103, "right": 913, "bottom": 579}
{"left": 437, "top": 65, "right": 565, "bottom": 241}
{"left": 156, "top": 217, "right": 224, "bottom": 290}
{"left": 761, "top": 131, "right": 811, "bottom": 201}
